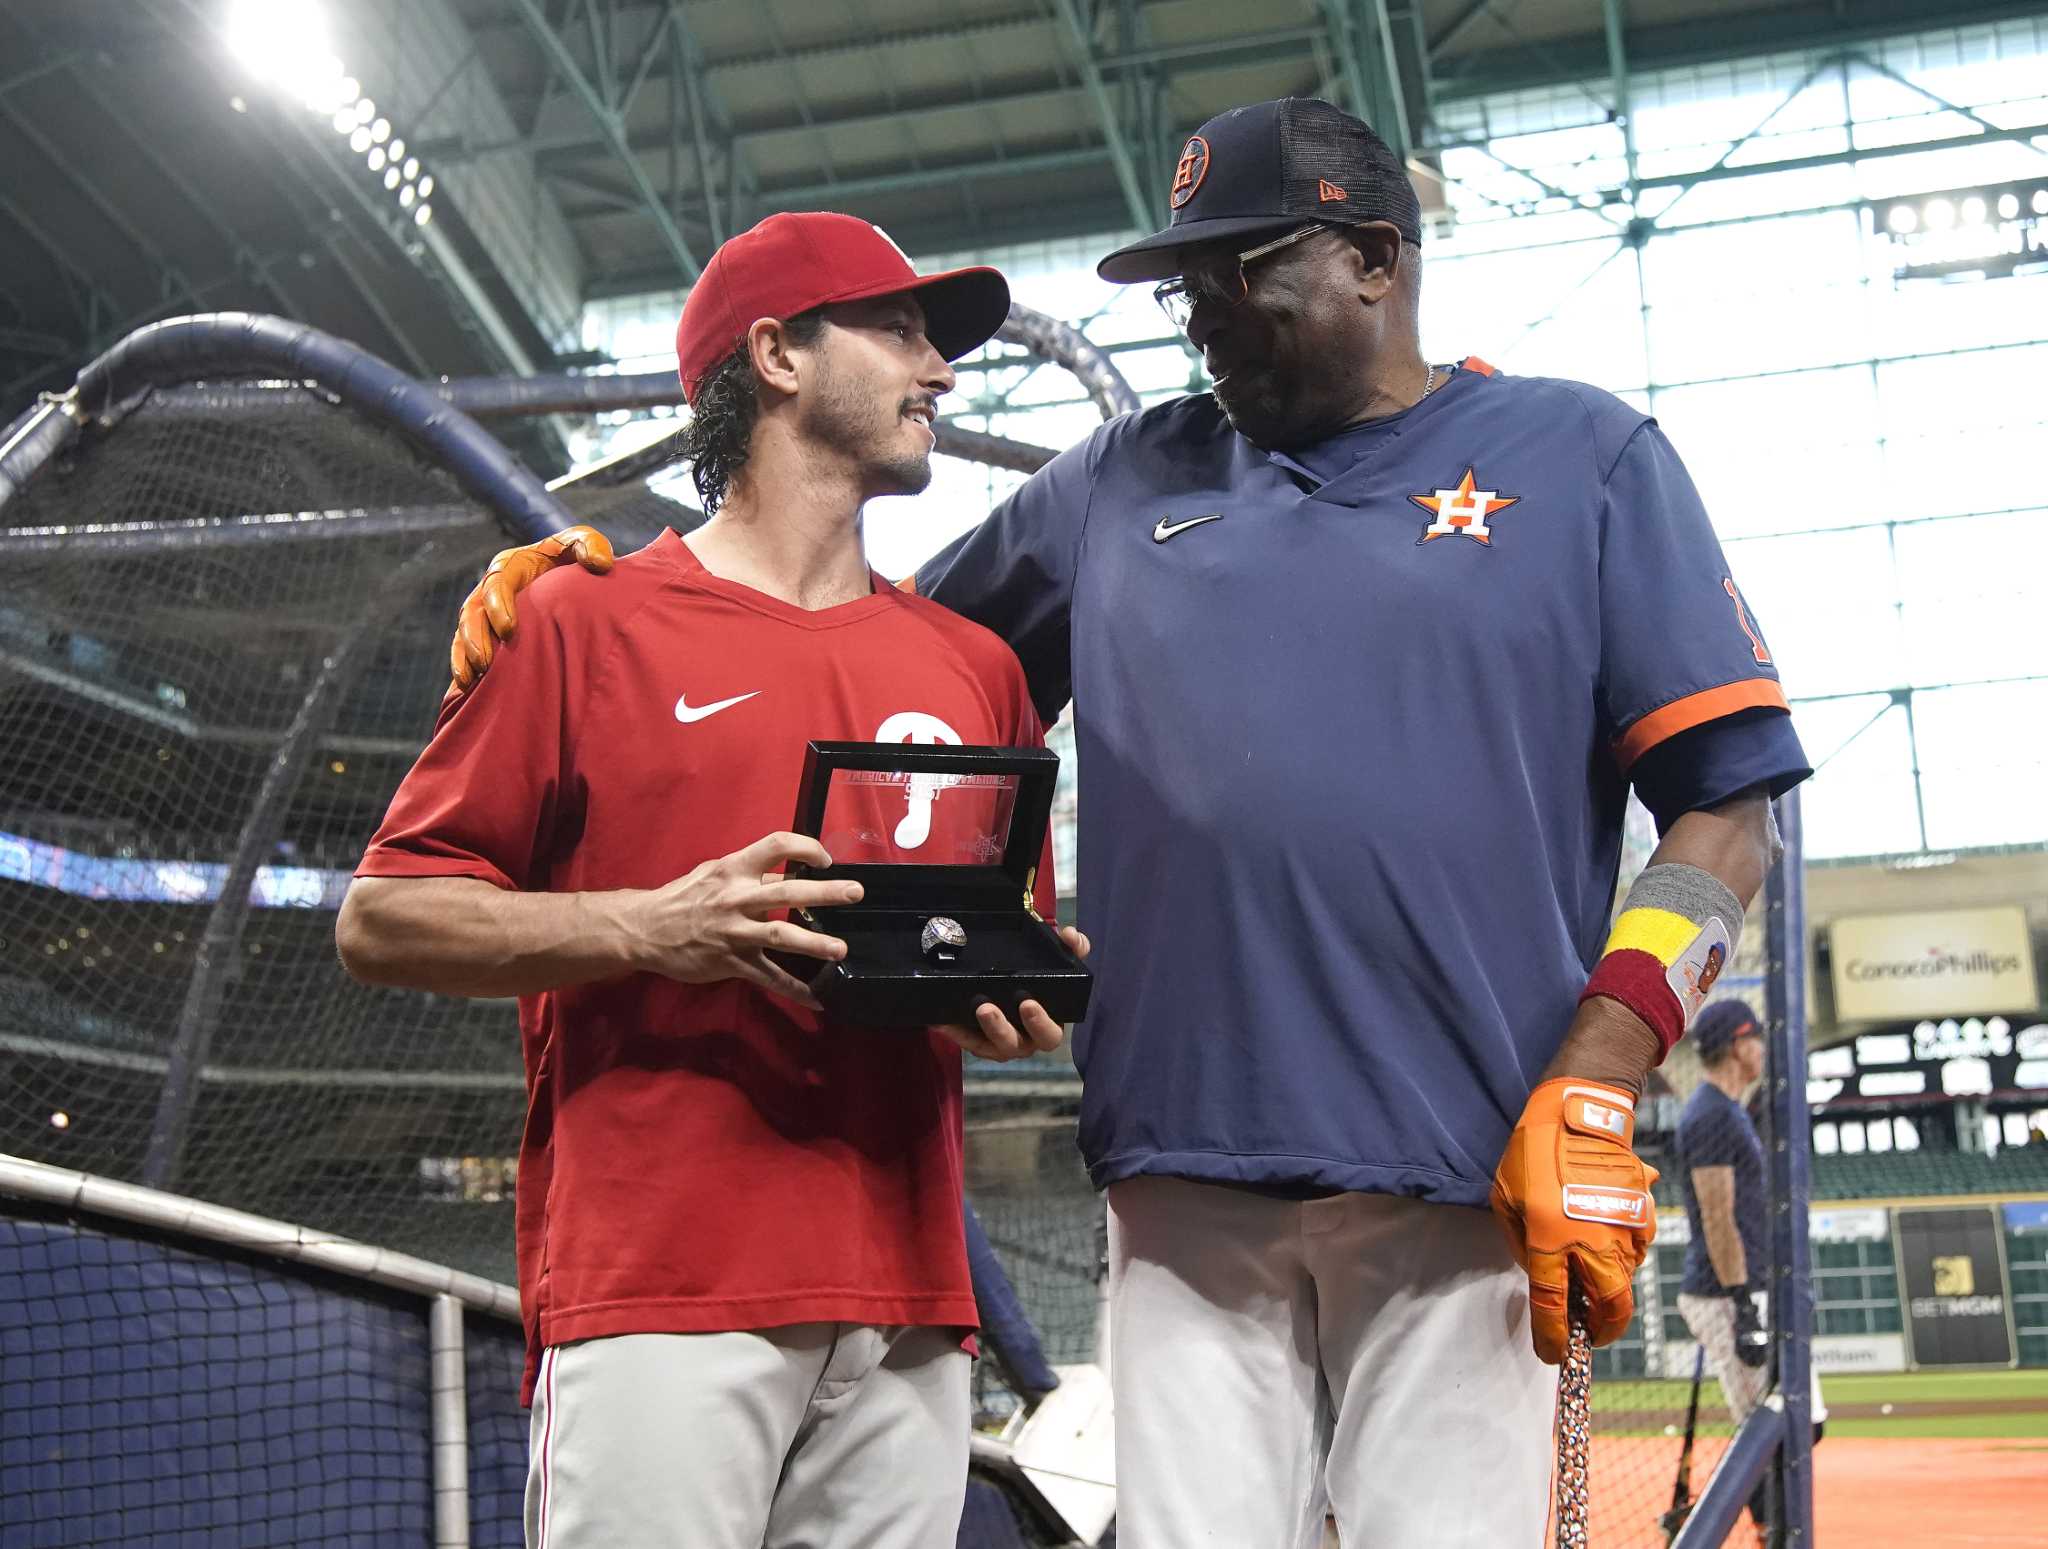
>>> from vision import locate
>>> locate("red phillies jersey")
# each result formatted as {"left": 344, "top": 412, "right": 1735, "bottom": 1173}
{"left": 356, "top": 530, "right": 1054, "bottom": 1402}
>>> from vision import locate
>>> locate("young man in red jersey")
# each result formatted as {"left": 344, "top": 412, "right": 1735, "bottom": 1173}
{"left": 336, "top": 212, "right": 1085, "bottom": 1549}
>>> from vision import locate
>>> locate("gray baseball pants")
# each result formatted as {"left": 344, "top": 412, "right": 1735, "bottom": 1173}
{"left": 1106, "top": 1176, "right": 1559, "bottom": 1549}
{"left": 524, "top": 1324, "right": 969, "bottom": 1548}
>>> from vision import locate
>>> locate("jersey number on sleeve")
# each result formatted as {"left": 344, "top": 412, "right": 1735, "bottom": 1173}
{"left": 1723, "top": 578, "right": 1772, "bottom": 665}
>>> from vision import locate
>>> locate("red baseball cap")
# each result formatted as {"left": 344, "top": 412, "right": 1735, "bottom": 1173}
{"left": 673, "top": 212, "right": 1011, "bottom": 404}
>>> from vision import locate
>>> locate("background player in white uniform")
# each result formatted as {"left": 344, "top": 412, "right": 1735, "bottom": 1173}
{"left": 443, "top": 100, "right": 1809, "bottom": 1549}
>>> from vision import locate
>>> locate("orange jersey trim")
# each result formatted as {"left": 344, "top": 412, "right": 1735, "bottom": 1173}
{"left": 1461, "top": 355, "right": 1496, "bottom": 376}
{"left": 895, "top": 574, "right": 917, "bottom": 595}
{"left": 1615, "top": 678, "right": 1790, "bottom": 770}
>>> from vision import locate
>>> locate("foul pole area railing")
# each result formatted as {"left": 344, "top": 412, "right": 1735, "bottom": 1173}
{"left": 1673, "top": 787, "right": 1814, "bottom": 1547}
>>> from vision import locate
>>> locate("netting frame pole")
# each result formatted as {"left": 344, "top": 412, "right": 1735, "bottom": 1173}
{"left": 430, "top": 1292, "right": 473, "bottom": 1549}
{"left": 139, "top": 541, "right": 486, "bottom": 1189}
{"left": 1671, "top": 788, "right": 1813, "bottom": 1547}
{"left": 1763, "top": 788, "right": 1815, "bottom": 1544}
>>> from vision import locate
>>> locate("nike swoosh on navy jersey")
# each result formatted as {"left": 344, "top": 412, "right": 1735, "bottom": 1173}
{"left": 674, "top": 690, "right": 761, "bottom": 723}
{"left": 1153, "top": 513, "right": 1224, "bottom": 543}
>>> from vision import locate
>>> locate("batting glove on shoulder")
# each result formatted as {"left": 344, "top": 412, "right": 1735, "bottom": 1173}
{"left": 448, "top": 524, "right": 614, "bottom": 694}
{"left": 1489, "top": 1077, "right": 1659, "bottom": 1365}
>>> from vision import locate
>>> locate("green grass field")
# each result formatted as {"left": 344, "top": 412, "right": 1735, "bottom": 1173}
{"left": 1592, "top": 1367, "right": 2048, "bottom": 1439}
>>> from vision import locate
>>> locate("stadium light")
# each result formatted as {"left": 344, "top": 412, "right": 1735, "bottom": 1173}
{"left": 49, "top": 1111, "right": 70, "bottom": 1130}
{"left": 355, "top": 97, "right": 375, "bottom": 126}
{"left": 330, "top": 109, "right": 353, "bottom": 134}
{"left": 417, "top": 174, "right": 434, "bottom": 199}
{"left": 400, "top": 184, "right": 416, "bottom": 208}
{"left": 1875, "top": 178, "right": 2048, "bottom": 282}
{"left": 350, "top": 126, "right": 371, "bottom": 154}
{"left": 388, "top": 138, "right": 404, "bottom": 162}
{"left": 384, "top": 167, "right": 401, "bottom": 190}
{"left": 415, "top": 204, "right": 432, "bottom": 226}
{"left": 402, "top": 157, "right": 419, "bottom": 181}
{"left": 370, "top": 118, "right": 390, "bottom": 144}
{"left": 367, "top": 146, "right": 386, "bottom": 172}
{"left": 224, "top": 0, "right": 344, "bottom": 107}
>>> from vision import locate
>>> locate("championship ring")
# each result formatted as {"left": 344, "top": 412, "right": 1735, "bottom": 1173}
{"left": 921, "top": 915, "right": 967, "bottom": 963}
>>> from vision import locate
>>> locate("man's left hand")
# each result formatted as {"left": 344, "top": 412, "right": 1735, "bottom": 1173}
{"left": 934, "top": 926, "right": 1088, "bottom": 1061}
{"left": 1490, "top": 1077, "right": 1659, "bottom": 1364}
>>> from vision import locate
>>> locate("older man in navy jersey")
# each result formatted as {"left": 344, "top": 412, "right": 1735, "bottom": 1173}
{"left": 445, "top": 99, "right": 1809, "bottom": 1549}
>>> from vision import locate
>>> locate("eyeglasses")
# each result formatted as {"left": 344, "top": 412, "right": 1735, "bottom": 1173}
{"left": 1153, "top": 225, "right": 1327, "bottom": 330}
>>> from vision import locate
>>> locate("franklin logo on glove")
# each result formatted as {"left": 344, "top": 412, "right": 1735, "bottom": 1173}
{"left": 1491, "top": 1077, "right": 1660, "bottom": 1365}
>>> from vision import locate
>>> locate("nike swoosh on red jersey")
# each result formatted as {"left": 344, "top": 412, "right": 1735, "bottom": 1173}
{"left": 674, "top": 691, "right": 760, "bottom": 723}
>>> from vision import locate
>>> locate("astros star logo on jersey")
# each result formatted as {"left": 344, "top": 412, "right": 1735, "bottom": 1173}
{"left": 1409, "top": 468, "right": 1519, "bottom": 546}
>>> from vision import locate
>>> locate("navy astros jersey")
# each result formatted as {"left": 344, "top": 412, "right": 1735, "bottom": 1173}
{"left": 1677, "top": 1082, "right": 1768, "bottom": 1295}
{"left": 916, "top": 361, "right": 1811, "bottom": 1206}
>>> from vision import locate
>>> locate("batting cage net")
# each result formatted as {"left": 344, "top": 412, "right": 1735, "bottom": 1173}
{"left": 0, "top": 315, "right": 1111, "bottom": 1548}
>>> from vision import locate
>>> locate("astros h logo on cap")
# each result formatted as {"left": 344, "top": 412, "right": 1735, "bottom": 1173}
{"left": 1170, "top": 136, "right": 1210, "bottom": 209}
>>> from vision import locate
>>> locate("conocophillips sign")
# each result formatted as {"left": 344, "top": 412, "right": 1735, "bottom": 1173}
{"left": 1829, "top": 906, "right": 2038, "bottom": 1021}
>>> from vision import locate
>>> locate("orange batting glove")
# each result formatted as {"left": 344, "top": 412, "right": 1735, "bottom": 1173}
{"left": 447, "top": 524, "right": 614, "bottom": 694}
{"left": 1489, "top": 1077, "right": 1659, "bottom": 1366}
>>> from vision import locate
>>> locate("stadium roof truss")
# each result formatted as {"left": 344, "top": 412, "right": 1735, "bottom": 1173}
{"left": 1, "top": 0, "right": 2043, "bottom": 461}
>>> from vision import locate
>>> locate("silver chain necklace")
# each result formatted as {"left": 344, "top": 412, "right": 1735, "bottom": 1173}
{"left": 1420, "top": 363, "right": 1439, "bottom": 399}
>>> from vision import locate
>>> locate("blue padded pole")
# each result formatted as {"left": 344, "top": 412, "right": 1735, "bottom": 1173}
{"left": 1671, "top": 788, "right": 1812, "bottom": 1547}
{"left": 63, "top": 312, "right": 570, "bottom": 544}
{"left": 964, "top": 1200, "right": 1061, "bottom": 1403}
{"left": 1763, "top": 787, "right": 1815, "bottom": 1544}
{"left": 1670, "top": 1396, "right": 1787, "bottom": 1548}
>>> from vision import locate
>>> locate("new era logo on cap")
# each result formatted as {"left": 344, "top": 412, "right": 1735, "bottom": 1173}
{"left": 1318, "top": 179, "right": 1347, "bottom": 202}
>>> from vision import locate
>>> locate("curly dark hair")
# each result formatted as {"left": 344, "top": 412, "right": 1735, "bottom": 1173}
{"left": 677, "top": 308, "right": 828, "bottom": 513}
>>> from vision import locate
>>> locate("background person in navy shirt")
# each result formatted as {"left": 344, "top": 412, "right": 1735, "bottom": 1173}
{"left": 449, "top": 97, "right": 1810, "bottom": 1549}
{"left": 1677, "top": 1000, "right": 1772, "bottom": 1424}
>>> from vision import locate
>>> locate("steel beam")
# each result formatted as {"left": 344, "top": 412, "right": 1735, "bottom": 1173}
{"left": 564, "top": 146, "right": 1104, "bottom": 225}
{"left": 1431, "top": 0, "right": 2043, "bottom": 103}
{"left": 585, "top": 189, "right": 1139, "bottom": 297}
{"left": 1428, "top": 0, "right": 1508, "bottom": 58}
{"left": 1849, "top": 49, "right": 2048, "bottom": 154}
{"left": 1603, "top": 0, "right": 1639, "bottom": 195}
{"left": 509, "top": 0, "right": 704, "bottom": 281}
{"left": 0, "top": 50, "right": 86, "bottom": 102}
{"left": 665, "top": 1, "right": 760, "bottom": 235}
{"left": 0, "top": 96, "right": 207, "bottom": 317}
{"left": 0, "top": 186, "right": 129, "bottom": 343}
{"left": 449, "top": 25, "right": 1329, "bottom": 174}
{"left": 1047, "top": 0, "right": 1154, "bottom": 233}
{"left": 40, "top": 39, "right": 308, "bottom": 324}
{"left": 1638, "top": 120, "right": 2048, "bottom": 193}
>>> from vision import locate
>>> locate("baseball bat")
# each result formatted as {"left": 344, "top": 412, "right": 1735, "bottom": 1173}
{"left": 1657, "top": 1345, "right": 1707, "bottom": 1544}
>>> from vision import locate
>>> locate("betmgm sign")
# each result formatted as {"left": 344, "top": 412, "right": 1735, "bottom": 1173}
{"left": 1892, "top": 1206, "right": 2019, "bottom": 1370}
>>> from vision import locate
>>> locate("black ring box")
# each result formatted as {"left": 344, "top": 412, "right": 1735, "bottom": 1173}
{"left": 766, "top": 740, "right": 1092, "bottom": 1028}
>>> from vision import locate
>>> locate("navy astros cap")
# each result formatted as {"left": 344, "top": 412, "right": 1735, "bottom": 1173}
{"left": 1692, "top": 998, "right": 1762, "bottom": 1060}
{"left": 1097, "top": 97, "right": 1424, "bottom": 284}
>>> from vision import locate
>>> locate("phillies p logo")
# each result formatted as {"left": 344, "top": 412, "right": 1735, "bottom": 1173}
{"left": 876, "top": 711, "right": 964, "bottom": 849}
